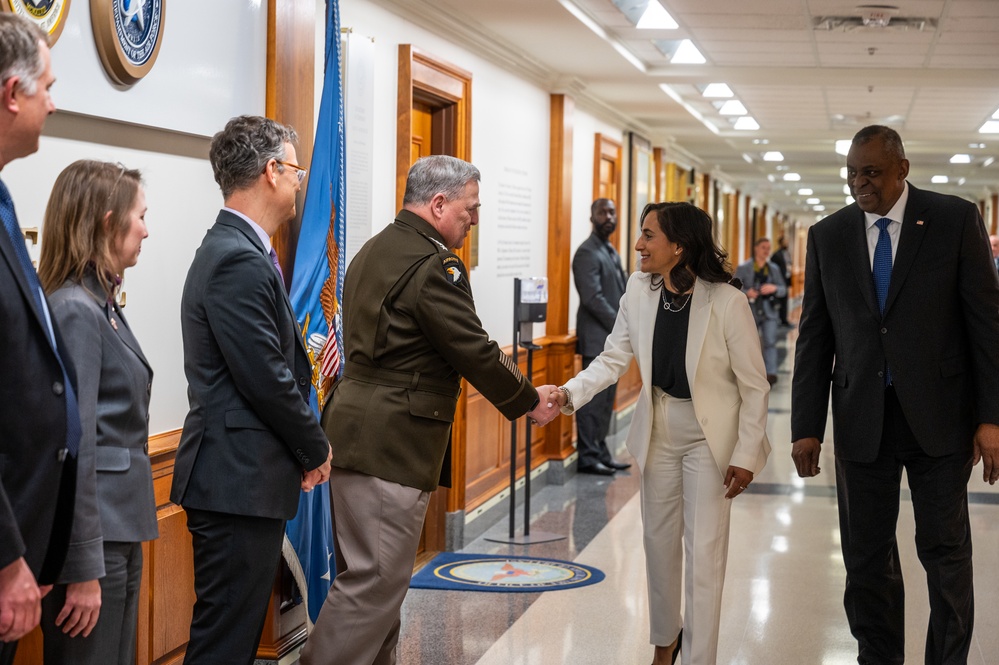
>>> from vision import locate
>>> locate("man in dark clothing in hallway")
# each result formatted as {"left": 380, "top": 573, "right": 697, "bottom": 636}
{"left": 571, "top": 198, "right": 631, "bottom": 475}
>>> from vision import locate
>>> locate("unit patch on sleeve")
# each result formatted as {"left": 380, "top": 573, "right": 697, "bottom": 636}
{"left": 441, "top": 255, "right": 467, "bottom": 288}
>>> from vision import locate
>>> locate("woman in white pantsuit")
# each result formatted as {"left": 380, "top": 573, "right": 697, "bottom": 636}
{"left": 552, "top": 202, "right": 771, "bottom": 665}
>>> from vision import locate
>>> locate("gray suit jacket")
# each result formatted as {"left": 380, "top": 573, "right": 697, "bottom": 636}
{"left": 734, "top": 259, "right": 787, "bottom": 322}
{"left": 792, "top": 184, "right": 999, "bottom": 460}
{"left": 47, "top": 271, "right": 157, "bottom": 583}
{"left": 171, "top": 210, "right": 329, "bottom": 520}
{"left": 573, "top": 233, "right": 627, "bottom": 357}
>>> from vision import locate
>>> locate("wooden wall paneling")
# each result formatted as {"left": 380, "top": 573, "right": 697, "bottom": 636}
{"left": 653, "top": 147, "right": 667, "bottom": 201}
{"left": 266, "top": 0, "right": 315, "bottom": 286}
{"left": 991, "top": 193, "right": 998, "bottom": 234}
{"left": 593, "top": 134, "right": 623, "bottom": 249}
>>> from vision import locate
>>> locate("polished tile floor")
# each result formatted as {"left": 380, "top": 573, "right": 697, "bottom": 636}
{"left": 319, "top": 327, "right": 999, "bottom": 664}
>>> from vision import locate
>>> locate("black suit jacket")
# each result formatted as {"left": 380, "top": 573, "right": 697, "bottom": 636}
{"left": 171, "top": 211, "right": 329, "bottom": 520}
{"left": 0, "top": 214, "right": 75, "bottom": 584}
{"left": 791, "top": 184, "right": 999, "bottom": 461}
{"left": 573, "top": 233, "right": 627, "bottom": 357}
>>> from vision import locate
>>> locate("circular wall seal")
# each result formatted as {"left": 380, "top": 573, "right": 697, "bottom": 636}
{"left": 90, "top": 0, "right": 164, "bottom": 85}
{"left": 0, "top": 1, "right": 72, "bottom": 45}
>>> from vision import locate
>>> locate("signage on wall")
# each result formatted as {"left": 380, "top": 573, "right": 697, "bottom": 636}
{"left": 0, "top": 0, "right": 72, "bottom": 45}
{"left": 90, "top": 0, "right": 164, "bottom": 85}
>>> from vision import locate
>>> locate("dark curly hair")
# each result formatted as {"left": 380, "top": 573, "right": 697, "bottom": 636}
{"left": 640, "top": 202, "right": 734, "bottom": 294}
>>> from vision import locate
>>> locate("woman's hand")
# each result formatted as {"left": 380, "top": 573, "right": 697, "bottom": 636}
{"left": 723, "top": 465, "right": 754, "bottom": 499}
{"left": 550, "top": 387, "right": 566, "bottom": 408}
{"left": 56, "top": 579, "right": 101, "bottom": 637}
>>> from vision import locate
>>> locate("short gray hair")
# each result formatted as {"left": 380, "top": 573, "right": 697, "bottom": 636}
{"left": 209, "top": 115, "right": 298, "bottom": 198}
{"left": 0, "top": 14, "right": 48, "bottom": 96}
{"left": 853, "top": 125, "right": 906, "bottom": 162}
{"left": 403, "top": 155, "right": 480, "bottom": 206}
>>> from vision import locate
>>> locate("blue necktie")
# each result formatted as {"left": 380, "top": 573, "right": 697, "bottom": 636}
{"left": 0, "top": 179, "right": 81, "bottom": 457}
{"left": 873, "top": 217, "right": 893, "bottom": 385}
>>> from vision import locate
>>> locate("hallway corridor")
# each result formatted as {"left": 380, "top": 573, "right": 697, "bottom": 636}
{"left": 330, "top": 327, "right": 999, "bottom": 664}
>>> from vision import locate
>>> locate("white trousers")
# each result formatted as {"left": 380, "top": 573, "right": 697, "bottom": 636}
{"left": 641, "top": 388, "right": 733, "bottom": 665}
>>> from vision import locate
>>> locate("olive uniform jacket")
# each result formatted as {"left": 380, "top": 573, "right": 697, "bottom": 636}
{"left": 322, "top": 210, "right": 538, "bottom": 492}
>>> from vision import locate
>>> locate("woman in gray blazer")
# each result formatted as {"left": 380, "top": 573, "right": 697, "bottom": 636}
{"left": 553, "top": 203, "right": 770, "bottom": 665}
{"left": 37, "top": 160, "right": 157, "bottom": 665}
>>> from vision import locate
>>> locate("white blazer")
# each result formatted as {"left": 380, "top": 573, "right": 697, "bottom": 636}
{"left": 565, "top": 272, "right": 771, "bottom": 476}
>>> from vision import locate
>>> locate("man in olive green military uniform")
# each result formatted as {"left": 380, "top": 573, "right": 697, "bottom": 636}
{"left": 301, "top": 155, "right": 558, "bottom": 665}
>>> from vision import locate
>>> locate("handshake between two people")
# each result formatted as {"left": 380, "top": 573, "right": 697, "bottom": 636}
{"left": 526, "top": 385, "right": 569, "bottom": 427}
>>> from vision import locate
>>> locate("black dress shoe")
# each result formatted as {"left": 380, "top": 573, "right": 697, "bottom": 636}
{"left": 604, "top": 459, "right": 631, "bottom": 470}
{"left": 578, "top": 461, "right": 615, "bottom": 476}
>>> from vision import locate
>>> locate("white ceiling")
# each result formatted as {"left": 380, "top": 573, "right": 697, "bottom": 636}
{"left": 373, "top": 0, "right": 999, "bottom": 221}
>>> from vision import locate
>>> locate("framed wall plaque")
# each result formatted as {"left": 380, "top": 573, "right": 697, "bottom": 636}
{"left": 90, "top": 0, "right": 164, "bottom": 85}
{"left": 0, "top": 0, "right": 71, "bottom": 45}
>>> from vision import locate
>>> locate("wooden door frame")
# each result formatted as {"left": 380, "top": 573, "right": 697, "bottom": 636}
{"left": 397, "top": 45, "right": 472, "bottom": 551}
{"left": 593, "top": 133, "right": 623, "bottom": 249}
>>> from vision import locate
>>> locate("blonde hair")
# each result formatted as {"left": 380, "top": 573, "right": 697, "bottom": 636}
{"left": 39, "top": 160, "right": 142, "bottom": 299}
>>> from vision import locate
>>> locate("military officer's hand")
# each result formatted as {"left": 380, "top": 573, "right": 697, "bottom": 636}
{"left": 527, "top": 385, "right": 560, "bottom": 426}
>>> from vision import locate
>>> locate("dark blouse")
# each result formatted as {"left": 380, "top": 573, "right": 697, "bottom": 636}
{"left": 652, "top": 286, "right": 691, "bottom": 398}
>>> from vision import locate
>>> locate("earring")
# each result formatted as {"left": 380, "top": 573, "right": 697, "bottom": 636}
{"left": 674, "top": 249, "right": 681, "bottom": 255}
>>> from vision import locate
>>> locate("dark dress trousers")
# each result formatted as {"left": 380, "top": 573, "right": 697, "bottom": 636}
{"left": 0, "top": 181, "right": 78, "bottom": 665}
{"left": 171, "top": 211, "right": 330, "bottom": 665}
{"left": 792, "top": 184, "right": 999, "bottom": 665}
{"left": 572, "top": 232, "right": 627, "bottom": 468}
{"left": 41, "top": 271, "right": 157, "bottom": 665}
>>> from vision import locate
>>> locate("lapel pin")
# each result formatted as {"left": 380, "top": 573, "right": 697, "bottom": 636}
{"left": 110, "top": 317, "right": 118, "bottom": 331}
{"left": 916, "top": 220, "right": 925, "bottom": 226}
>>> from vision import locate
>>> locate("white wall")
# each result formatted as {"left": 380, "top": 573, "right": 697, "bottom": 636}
{"left": 336, "top": 0, "right": 553, "bottom": 346}
{"left": 2, "top": 0, "right": 268, "bottom": 433}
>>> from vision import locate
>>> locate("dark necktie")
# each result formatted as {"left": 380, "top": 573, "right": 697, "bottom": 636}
{"left": 269, "top": 247, "right": 284, "bottom": 281}
{"left": 872, "top": 217, "right": 893, "bottom": 385}
{"left": 0, "top": 179, "right": 81, "bottom": 456}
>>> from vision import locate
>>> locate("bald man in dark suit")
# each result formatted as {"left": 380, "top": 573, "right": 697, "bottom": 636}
{"left": 792, "top": 125, "right": 999, "bottom": 665}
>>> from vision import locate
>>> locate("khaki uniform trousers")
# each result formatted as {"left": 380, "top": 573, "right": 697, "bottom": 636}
{"left": 301, "top": 467, "right": 430, "bottom": 665}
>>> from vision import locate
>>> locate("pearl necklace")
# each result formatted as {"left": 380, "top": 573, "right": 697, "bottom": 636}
{"left": 661, "top": 288, "right": 692, "bottom": 313}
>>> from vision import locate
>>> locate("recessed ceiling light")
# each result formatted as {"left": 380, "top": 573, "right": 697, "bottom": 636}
{"left": 718, "top": 100, "right": 747, "bottom": 115}
{"left": 958, "top": 177, "right": 966, "bottom": 185}
{"left": 672, "top": 39, "right": 706, "bottom": 64}
{"left": 783, "top": 172, "right": 801, "bottom": 181}
{"left": 752, "top": 138, "right": 769, "bottom": 145}
{"left": 835, "top": 139, "right": 852, "bottom": 156}
{"left": 775, "top": 164, "right": 788, "bottom": 171}
{"left": 816, "top": 214, "right": 825, "bottom": 221}
{"left": 702, "top": 83, "right": 733, "bottom": 98}
{"left": 840, "top": 167, "right": 848, "bottom": 179}
{"left": 798, "top": 188, "right": 813, "bottom": 195}
{"left": 733, "top": 116, "right": 759, "bottom": 130}
{"left": 763, "top": 151, "right": 784, "bottom": 162}
{"left": 931, "top": 175, "right": 949, "bottom": 183}
{"left": 806, "top": 197, "right": 820, "bottom": 204}
{"left": 767, "top": 174, "right": 776, "bottom": 182}
{"left": 984, "top": 157, "right": 996, "bottom": 167}
{"left": 637, "top": 0, "right": 678, "bottom": 29}
{"left": 979, "top": 121, "right": 999, "bottom": 133}
{"left": 950, "top": 154, "right": 971, "bottom": 163}
{"left": 742, "top": 153, "right": 754, "bottom": 163}
{"left": 813, "top": 205, "right": 826, "bottom": 211}
{"left": 970, "top": 143, "right": 986, "bottom": 149}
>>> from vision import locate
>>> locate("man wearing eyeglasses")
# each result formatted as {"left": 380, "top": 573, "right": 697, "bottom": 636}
{"left": 171, "top": 115, "right": 332, "bottom": 665}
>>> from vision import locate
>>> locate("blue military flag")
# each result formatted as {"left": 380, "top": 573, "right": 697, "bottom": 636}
{"left": 283, "top": 0, "right": 345, "bottom": 627}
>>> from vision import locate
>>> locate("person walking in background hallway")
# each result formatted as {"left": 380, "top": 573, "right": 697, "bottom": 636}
{"left": 301, "top": 155, "right": 558, "bottom": 665}
{"left": 734, "top": 237, "right": 786, "bottom": 385}
{"left": 770, "top": 236, "right": 792, "bottom": 326}
{"left": 37, "top": 160, "right": 158, "bottom": 665}
{"left": 0, "top": 14, "right": 80, "bottom": 665}
{"left": 572, "top": 197, "right": 631, "bottom": 475}
{"left": 553, "top": 202, "right": 771, "bottom": 665}
{"left": 792, "top": 125, "right": 999, "bottom": 665}
{"left": 989, "top": 234, "right": 999, "bottom": 271}
{"left": 171, "top": 116, "right": 332, "bottom": 665}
